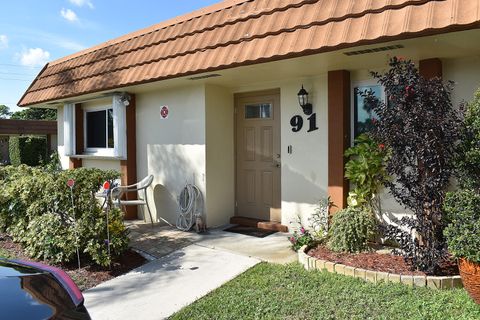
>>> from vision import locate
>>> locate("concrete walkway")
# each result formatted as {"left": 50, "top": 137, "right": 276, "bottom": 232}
{"left": 127, "top": 221, "right": 297, "bottom": 264}
{"left": 84, "top": 244, "right": 259, "bottom": 320}
{"left": 83, "top": 222, "right": 296, "bottom": 319}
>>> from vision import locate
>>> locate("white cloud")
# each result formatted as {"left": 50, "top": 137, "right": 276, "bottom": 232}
{"left": 69, "top": 0, "right": 94, "bottom": 9}
{"left": 0, "top": 35, "right": 8, "bottom": 49}
{"left": 19, "top": 48, "right": 50, "bottom": 67}
{"left": 14, "top": 27, "right": 87, "bottom": 51}
{"left": 61, "top": 8, "right": 79, "bottom": 22}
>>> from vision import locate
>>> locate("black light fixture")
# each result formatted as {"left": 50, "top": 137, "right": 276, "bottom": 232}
{"left": 297, "top": 85, "right": 313, "bottom": 115}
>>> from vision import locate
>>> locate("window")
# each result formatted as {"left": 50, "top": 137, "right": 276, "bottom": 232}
{"left": 245, "top": 103, "right": 272, "bottom": 119}
{"left": 85, "top": 107, "right": 114, "bottom": 151}
{"left": 64, "top": 94, "right": 127, "bottom": 158}
{"left": 353, "top": 85, "right": 383, "bottom": 138}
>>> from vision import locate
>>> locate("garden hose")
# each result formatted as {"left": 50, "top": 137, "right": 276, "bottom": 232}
{"left": 176, "top": 183, "right": 203, "bottom": 231}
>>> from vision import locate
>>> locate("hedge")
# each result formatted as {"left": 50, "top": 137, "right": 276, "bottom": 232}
{"left": 0, "top": 165, "right": 128, "bottom": 266}
{"left": 9, "top": 136, "right": 48, "bottom": 166}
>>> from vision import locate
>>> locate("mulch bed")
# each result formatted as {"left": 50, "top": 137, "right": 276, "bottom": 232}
{"left": 0, "top": 233, "right": 146, "bottom": 291}
{"left": 308, "top": 244, "right": 459, "bottom": 276}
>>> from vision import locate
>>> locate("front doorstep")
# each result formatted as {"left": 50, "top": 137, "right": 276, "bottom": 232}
{"left": 230, "top": 216, "right": 288, "bottom": 232}
{"left": 298, "top": 245, "right": 463, "bottom": 290}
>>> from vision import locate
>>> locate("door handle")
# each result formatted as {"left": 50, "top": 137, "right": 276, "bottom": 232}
{"left": 273, "top": 162, "right": 281, "bottom": 168}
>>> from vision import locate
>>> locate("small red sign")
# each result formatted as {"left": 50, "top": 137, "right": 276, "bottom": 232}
{"left": 103, "top": 181, "right": 111, "bottom": 190}
{"left": 160, "top": 105, "right": 169, "bottom": 119}
{"left": 67, "top": 179, "right": 75, "bottom": 188}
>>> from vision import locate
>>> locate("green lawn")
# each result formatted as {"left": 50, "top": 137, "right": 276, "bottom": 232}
{"left": 171, "top": 263, "right": 480, "bottom": 320}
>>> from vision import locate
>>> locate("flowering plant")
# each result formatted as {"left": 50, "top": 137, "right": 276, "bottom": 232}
{"left": 288, "top": 225, "right": 314, "bottom": 252}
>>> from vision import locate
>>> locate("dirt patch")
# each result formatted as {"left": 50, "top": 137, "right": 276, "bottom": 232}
{"left": 1, "top": 233, "right": 146, "bottom": 291}
{"left": 308, "top": 245, "right": 458, "bottom": 276}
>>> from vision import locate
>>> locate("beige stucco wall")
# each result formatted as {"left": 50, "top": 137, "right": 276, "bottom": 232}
{"left": 81, "top": 159, "right": 121, "bottom": 171}
{"left": 444, "top": 56, "right": 480, "bottom": 107}
{"left": 54, "top": 52, "right": 480, "bottom": 231}
{"left": 136, "top": 84, "right": 207, "bottom": 225}
{"left": 205, "top": 84, "right": 235, "bottom": 226}
{"left": 278, "top": 78, "right": 329, "bottom": 228}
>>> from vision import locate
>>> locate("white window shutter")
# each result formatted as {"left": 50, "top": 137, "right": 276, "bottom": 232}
{"left": 112, "top": 94, "right": 127, "bottom": 158}
{"left": 63, "top": 103, "right": 75, "bottom": 156}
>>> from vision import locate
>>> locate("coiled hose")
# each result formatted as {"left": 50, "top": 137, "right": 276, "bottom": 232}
{"left": 176, "top": 183, "right": 203, "bottom": 231}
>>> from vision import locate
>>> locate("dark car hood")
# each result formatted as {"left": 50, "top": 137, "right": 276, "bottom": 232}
{"left": 0, "top": 261, "right": 88, "bottom": 320}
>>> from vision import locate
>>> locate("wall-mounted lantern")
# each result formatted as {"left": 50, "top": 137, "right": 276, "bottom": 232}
{"left": 297, "top": 85, "right": 313, "bottom": 115}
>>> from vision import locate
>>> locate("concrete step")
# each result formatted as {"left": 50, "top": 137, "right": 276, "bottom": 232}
{"left": 230, "top": 216, "right": 288, "bottom": 233}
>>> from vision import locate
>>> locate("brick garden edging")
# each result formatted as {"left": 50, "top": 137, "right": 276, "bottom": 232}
{"left": 298, "top": 245, "right": 463, "bottom": 290}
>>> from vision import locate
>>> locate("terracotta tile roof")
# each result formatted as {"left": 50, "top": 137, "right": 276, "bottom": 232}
{"left": 19, "top": 0, "right": 480, "bottom": 106}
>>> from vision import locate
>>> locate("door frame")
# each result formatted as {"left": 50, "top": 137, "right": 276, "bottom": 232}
{"left": 233, "top": 88, "right": 281, "bottom": 220}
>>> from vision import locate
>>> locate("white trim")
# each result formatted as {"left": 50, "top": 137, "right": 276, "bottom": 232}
{"left": 112, "top": 94, "right": 127, "bottom": 158}
{"left": 69, "top": 154, "right": 126, "bottom": 160}
{"left": 63, "top": 103, "right": 75, "bottom": 156}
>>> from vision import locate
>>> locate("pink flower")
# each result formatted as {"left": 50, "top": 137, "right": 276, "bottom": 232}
{"left": 300, "top": 227, "right": 305, "bottom": 234}
{"left": 290, "top": 236, "right": 296, "bottom": 243}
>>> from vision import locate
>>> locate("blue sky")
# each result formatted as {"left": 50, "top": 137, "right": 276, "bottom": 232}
{"left": 0, "top": 0, "right": 220, "bottom": 112}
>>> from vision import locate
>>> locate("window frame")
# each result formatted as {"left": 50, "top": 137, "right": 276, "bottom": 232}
{"left": 350, "top": 80, "right": 386, "bottom": 144}
{"left": 83, "top": 105, "right": 115, "bottom": 156}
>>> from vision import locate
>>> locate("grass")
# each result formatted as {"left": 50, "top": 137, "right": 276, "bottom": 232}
{"left": 171, "top": 263, "right": 480, "bottom": 320}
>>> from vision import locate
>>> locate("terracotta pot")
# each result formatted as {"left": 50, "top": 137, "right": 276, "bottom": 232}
{"left": 458, "top": 258, "right": 480, "bottom": 304}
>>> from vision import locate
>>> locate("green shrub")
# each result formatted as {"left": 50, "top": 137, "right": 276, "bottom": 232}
{"left": 9, "top": 136, "right": 47, "bottom": 166}
{"left": 443, "top": 190, "right": 480, "bottom": 263}
{"left": 344, "top": 133, "right": 389, "bottom": 213}
{"left": 24, "top": 213, "right": 77, "bottom": 263}
{"left": 456, "top": 89, "right": 480, "bottom": 189}
{"left": 0, "top": 165, "right": 128, "bottom": 266}
{"left": 327, "top": 208, "right": 376, "bottom": 253}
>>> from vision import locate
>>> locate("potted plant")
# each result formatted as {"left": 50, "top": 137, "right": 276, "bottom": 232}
{"left": 444, "top": 190, "right": 480, "bottom": 304}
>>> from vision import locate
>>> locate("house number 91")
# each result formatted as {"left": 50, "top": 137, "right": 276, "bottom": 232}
{"left": 290, "top": 114, "right": 319, "bottom": 133}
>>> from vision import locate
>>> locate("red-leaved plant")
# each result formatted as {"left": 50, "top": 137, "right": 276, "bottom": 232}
{"left": 360, "top": 57, "right": 461, "bottom": 274}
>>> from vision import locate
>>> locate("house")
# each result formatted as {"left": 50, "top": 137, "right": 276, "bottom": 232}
{"left": 18, "top": 0, "right": 480, "bottom": 230}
